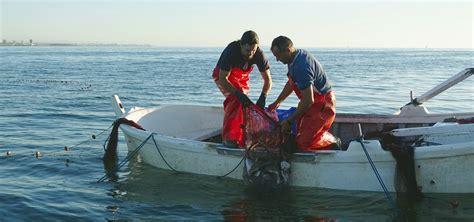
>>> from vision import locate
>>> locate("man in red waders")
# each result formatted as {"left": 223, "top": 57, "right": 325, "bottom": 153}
{"left": 212, "top": 31, "right": 272, "bottom": 148}
{"left": 268, "top": 36, "right": 338, "bottom": 151}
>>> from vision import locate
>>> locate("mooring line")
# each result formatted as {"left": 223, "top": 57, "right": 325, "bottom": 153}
{"left": 358, "top": 138, "right": 397, "bottom": 210}
{"left": 216, "top": 154, "right": 245, "bottom": 179}
{"left": 150, "top": 134, "right": 181, "bottom": 173}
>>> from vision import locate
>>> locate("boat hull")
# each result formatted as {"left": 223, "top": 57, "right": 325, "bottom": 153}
{"left": 121, "top": 123, "right": 474, "bottom": 193}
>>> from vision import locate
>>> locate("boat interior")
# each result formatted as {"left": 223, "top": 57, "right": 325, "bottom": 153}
{"left": 127, "top": 105, "right": 474, "bottom": 151}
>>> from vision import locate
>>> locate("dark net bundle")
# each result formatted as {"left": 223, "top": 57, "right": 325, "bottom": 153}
{"left": 242, "top": 105, "right": 290, "bottom": 191}
{"left": 393, "top": 146, "right": 424, "bottom": 201}
{"left": 381, "top": 133, "right": 423, "bottom": 202}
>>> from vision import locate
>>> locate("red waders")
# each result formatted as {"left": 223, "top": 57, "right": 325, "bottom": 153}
{"left": 288, "top": 77, "right": 337, "bottom": 150}
{"left": 213, "top": 66, "right": 253, "bottom": 148}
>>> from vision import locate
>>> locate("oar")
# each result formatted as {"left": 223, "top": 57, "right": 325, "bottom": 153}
{"left": 404, "top": 68, "right": 473, "bottom": 107}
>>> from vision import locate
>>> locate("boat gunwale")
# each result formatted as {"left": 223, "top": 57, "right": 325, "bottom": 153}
{"left": 126, "top": 105, "right": 474, "bottom": 125}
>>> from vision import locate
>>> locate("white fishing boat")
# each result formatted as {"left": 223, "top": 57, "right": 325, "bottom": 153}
{"left": 110, "top": 68, "right": 473, "bottom": 193}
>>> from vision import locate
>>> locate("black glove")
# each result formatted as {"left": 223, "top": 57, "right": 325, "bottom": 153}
{"left": 234, "top": 91, "right": 253, "bottom": 107}
{"left": 256, "top": 93, "right": 266, "bottom": 109}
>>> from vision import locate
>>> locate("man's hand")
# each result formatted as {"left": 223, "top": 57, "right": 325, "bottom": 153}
{"left": 280, "top": 119, "right": 292, "bottom": 135}
{"left": 268, "top": 101, "right": 280, "bottom": 112}
{"left": 256, "top": 93, "right": 266, "bottom": 109}
{"left": 234, "top": 91, "right": 253, "bottom": 107}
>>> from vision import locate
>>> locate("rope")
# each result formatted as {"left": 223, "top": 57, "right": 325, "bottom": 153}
{"left": 358, "top": 138, "right": 397, "bottom": 210}
{"left": 216, "top": 154, "right": 245, "bottom": 179}
{"left": 98, "top": 130, "right": 246, "bottom": 181}
{"left": 66, "top": 124, "right": 113, "bottom": 151}
{"left": 1, "top": 124, "right": 113, "bottom": 159}
{"left": 150, "top": 134, "right": 181, "bottom": 173}
{"left": 97, "top": 133, "right": 153, "bottom": 183}
{"left": 151, "top": 132, "right": 246, "bottom": 178}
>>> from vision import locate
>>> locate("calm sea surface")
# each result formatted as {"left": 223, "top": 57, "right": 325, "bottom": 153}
{"left": 0, "top": 46, "right": 473, "bottom": 221}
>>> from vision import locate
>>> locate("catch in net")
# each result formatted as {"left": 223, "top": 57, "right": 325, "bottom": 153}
{"left": 242, "top": 104, "right": 291, "bottom": 191}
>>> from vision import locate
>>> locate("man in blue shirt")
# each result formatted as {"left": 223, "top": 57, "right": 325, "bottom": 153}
{"left": 268, "top": 36, "right": 337, "bottom": 151}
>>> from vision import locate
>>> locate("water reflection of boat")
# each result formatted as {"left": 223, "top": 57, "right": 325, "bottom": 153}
{"left": 117, "top": 156, "right": 474, "bottom": 221}
{"left": 111, "top": 68, "right": 473, "bottom": 193}
{"left": 117, "top": 156, "right": 394, "bottom": 220}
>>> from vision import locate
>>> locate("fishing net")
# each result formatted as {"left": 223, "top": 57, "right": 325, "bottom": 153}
{"left": 381, "top": 133, "right": 423, "bottom": 201}
{"left": 243, "top": 105, "right": 281, "bottom": 150}
{"left": 104, "top": 118, "right": 145, "bottom": 161}
{"left": 242, "top": 105, "right": 290, "bottom": 190}
{"left": 391, "top": 145, "right": 422, "bottom": 198}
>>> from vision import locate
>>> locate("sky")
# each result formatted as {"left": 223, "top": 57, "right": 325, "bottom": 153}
{"left": 0, "top": 0, "right": 472, "bottom": 48}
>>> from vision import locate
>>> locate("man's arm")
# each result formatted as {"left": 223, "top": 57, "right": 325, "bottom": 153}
{"left": 287, "top": 86, "right": 314, "bottom": 123}
{"left": 268, "top": 81, "right": 293, "bottom": 112}
{"left": 260, "top": 69, "right": 272, "bottom": 96}
{"left": 255, "top": 69, "right": 272, "bottom": 108}
{"left": 218, "top": 69, "right": 238, "bottom": 93}
{"left": 219, "top": 68, "right": 253, "bottom": 107}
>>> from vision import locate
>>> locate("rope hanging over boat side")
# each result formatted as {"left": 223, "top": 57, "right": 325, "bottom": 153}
{"left": 151, "top": 134, "right": 181, "bottom": 173}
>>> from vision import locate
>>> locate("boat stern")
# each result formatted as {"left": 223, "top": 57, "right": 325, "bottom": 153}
{"left": 112, "top": 94, "right": 126, "bottom": 117}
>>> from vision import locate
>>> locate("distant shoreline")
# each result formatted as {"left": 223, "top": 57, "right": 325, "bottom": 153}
{"left": 0, "top": 43, "right": 471, "bottom": 50}
{"left": 0, "top": 43, "right": 152, "bottom": 47}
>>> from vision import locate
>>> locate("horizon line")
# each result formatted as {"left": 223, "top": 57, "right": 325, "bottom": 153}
{"left": 1, "top": 42, "right": 472, "bottom": 50}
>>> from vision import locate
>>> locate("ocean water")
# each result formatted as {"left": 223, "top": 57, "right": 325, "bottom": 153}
{"left": 0, "top": 46, "right": 473, "bottom": 221}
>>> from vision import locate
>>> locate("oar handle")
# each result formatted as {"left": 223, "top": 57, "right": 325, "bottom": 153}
{"left": 408, "top": 68, "right": 473, "bottom": 106}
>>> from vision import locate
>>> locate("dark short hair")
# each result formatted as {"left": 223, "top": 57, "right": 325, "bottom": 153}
{"left": 240, "top": 30, "right": 259, "bottom": 45}
{"left": 271, "top": 36, "right": 293, "bottom": 52}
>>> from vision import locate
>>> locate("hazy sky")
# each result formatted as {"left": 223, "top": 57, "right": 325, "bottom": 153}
{"left": 1, "top": 0, "right": 472, "bottom": 48}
